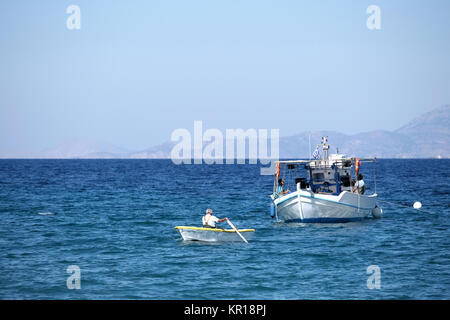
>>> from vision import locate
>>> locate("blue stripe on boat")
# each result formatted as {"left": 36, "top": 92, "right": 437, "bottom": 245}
{"left": 285, "top": 217, "right": 365, "bottom": 223}
{"left": 276, "top": 192, "right": 373, "bottom": 210}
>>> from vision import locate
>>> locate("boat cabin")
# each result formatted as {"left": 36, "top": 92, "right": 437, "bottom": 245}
{"left": 273, "top": 141, "right": 376, "bottom": 197}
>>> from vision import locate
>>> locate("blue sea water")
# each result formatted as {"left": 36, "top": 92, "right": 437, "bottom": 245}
{"left": 0, "top": 159, "right": 449, "bottom": 300}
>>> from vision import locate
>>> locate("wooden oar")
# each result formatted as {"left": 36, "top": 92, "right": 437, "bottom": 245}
{"left": 226, "top": 219, "right": 248, "bottom": 243}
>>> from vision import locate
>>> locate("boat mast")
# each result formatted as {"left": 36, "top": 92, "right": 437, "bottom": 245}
{"left": 309, "top": 133, "right": 311, "bottom": 160}
{"left": 321, "top": 136, "right": 329, "bottom": 161}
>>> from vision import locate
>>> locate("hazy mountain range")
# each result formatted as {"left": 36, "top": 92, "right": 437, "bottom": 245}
{"left": 2, "top": 105, "right": 449, "bottom": 159}
{"left": 279, "top": 104, "right": 449, "bottom": 158}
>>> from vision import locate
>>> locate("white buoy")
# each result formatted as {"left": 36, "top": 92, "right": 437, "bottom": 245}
{"left": 372, "top": 206, "right": 383, "bottom": 219}
{"left": 413, "top": 201, "right": 422, "bottom": 209}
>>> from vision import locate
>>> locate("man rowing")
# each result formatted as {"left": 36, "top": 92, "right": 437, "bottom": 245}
{"left": 202, "top": 208, "right": 228, "bottom": 228}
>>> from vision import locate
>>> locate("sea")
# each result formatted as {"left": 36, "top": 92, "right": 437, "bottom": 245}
{"left": 0, "top": 159, "right": 449, "bottom": 299}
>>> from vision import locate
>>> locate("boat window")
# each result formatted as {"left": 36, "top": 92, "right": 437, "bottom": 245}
{"left": 313, "top": 172, "right": 325, "bottom": 182}
{"left": 340, "top": 175, "right": 351, "bottom": 187}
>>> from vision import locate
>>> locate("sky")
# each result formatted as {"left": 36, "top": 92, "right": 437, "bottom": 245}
{"left": 1, "top": 0, "right": 449, "bottom": 154}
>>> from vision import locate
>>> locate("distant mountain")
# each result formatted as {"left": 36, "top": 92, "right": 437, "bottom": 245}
{"left": 126, "top": 141, "right": 176, "bottom": 159}
{"left": 133, "top": 105, "right": 449, "bottom": 159}
{"left": 394, "top": 105, "right": 449, "bottom": 158}
{"left": 21, "top": 139, "right": 130, "bottom": 159}
{"left": 280, "top": 105, "right": 449, "bottom": 158}
{"left": 279, "top": 130, "right": 416, "bottom": 158}
{"left": 2, "top": 105, "right": 448, "bottom": 159}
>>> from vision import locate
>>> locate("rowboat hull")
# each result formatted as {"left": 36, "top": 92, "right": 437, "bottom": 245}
{"left": 175, "top": 226, "right": 255, "bottom": 242}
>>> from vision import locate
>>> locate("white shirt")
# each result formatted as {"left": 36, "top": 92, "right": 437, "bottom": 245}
{"left": 355, "top": 180, "right": 365, "bottom": 194}
{"left": 202, "top": 214, "right": 219, "bottom": 227}
{"left": 355, "top": 180, "right": 365, "bottom": 188}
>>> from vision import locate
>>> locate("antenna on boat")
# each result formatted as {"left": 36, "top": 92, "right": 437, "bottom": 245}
{"left": 321, "top": 136, "right": 329, "bottom": 160}
{"left": 309, "top": 133, "right": 311, "bottom": 160}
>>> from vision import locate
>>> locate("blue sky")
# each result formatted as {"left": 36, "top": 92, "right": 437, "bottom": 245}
{"left": 1, "top": 0, "right": 449, "bottom": 154}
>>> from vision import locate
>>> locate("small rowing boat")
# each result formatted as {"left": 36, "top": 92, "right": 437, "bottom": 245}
{"left": 175, "top": 226, "right": 255, "bottom": 242}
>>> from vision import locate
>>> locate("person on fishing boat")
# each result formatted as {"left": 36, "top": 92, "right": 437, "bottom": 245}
{"left": 277, "top": 178, "right": 290, "bottom": 195}
{"left": 352, "top": 174, "right": 365, "bottom": 194}
{"left": 202, "top": 208, "right": 228, "bottom": 228}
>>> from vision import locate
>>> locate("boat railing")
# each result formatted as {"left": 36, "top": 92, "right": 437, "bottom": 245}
{"left": 273, "top": 157, "right": 377, "bottom": 195}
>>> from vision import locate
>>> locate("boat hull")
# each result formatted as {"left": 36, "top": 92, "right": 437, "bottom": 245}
{"left": 175, "top": 226, "right": 255, "bottom": 242}
{"left": 273, "top": 190, "right": 377, "bottom": 223}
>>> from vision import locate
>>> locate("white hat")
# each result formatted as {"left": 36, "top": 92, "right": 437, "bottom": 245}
{"left": 206, "top": 208, "right": 213, "bottom": 214}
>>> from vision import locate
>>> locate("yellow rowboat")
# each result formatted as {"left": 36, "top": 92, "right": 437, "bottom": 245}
{"left": 175, "top": 226, "right": 255, "bottom": 242}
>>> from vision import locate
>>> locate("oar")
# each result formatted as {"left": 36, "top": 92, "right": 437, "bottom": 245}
{"left": 226, "top": 219, "right": 248, "bottom": 244}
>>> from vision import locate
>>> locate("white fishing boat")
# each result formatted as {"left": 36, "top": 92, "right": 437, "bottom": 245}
{"left": 270, "top": 137, "right": 382, "bottom": 223}
{"left": 175, "top": 226, "right": 255, "bottom": 242}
